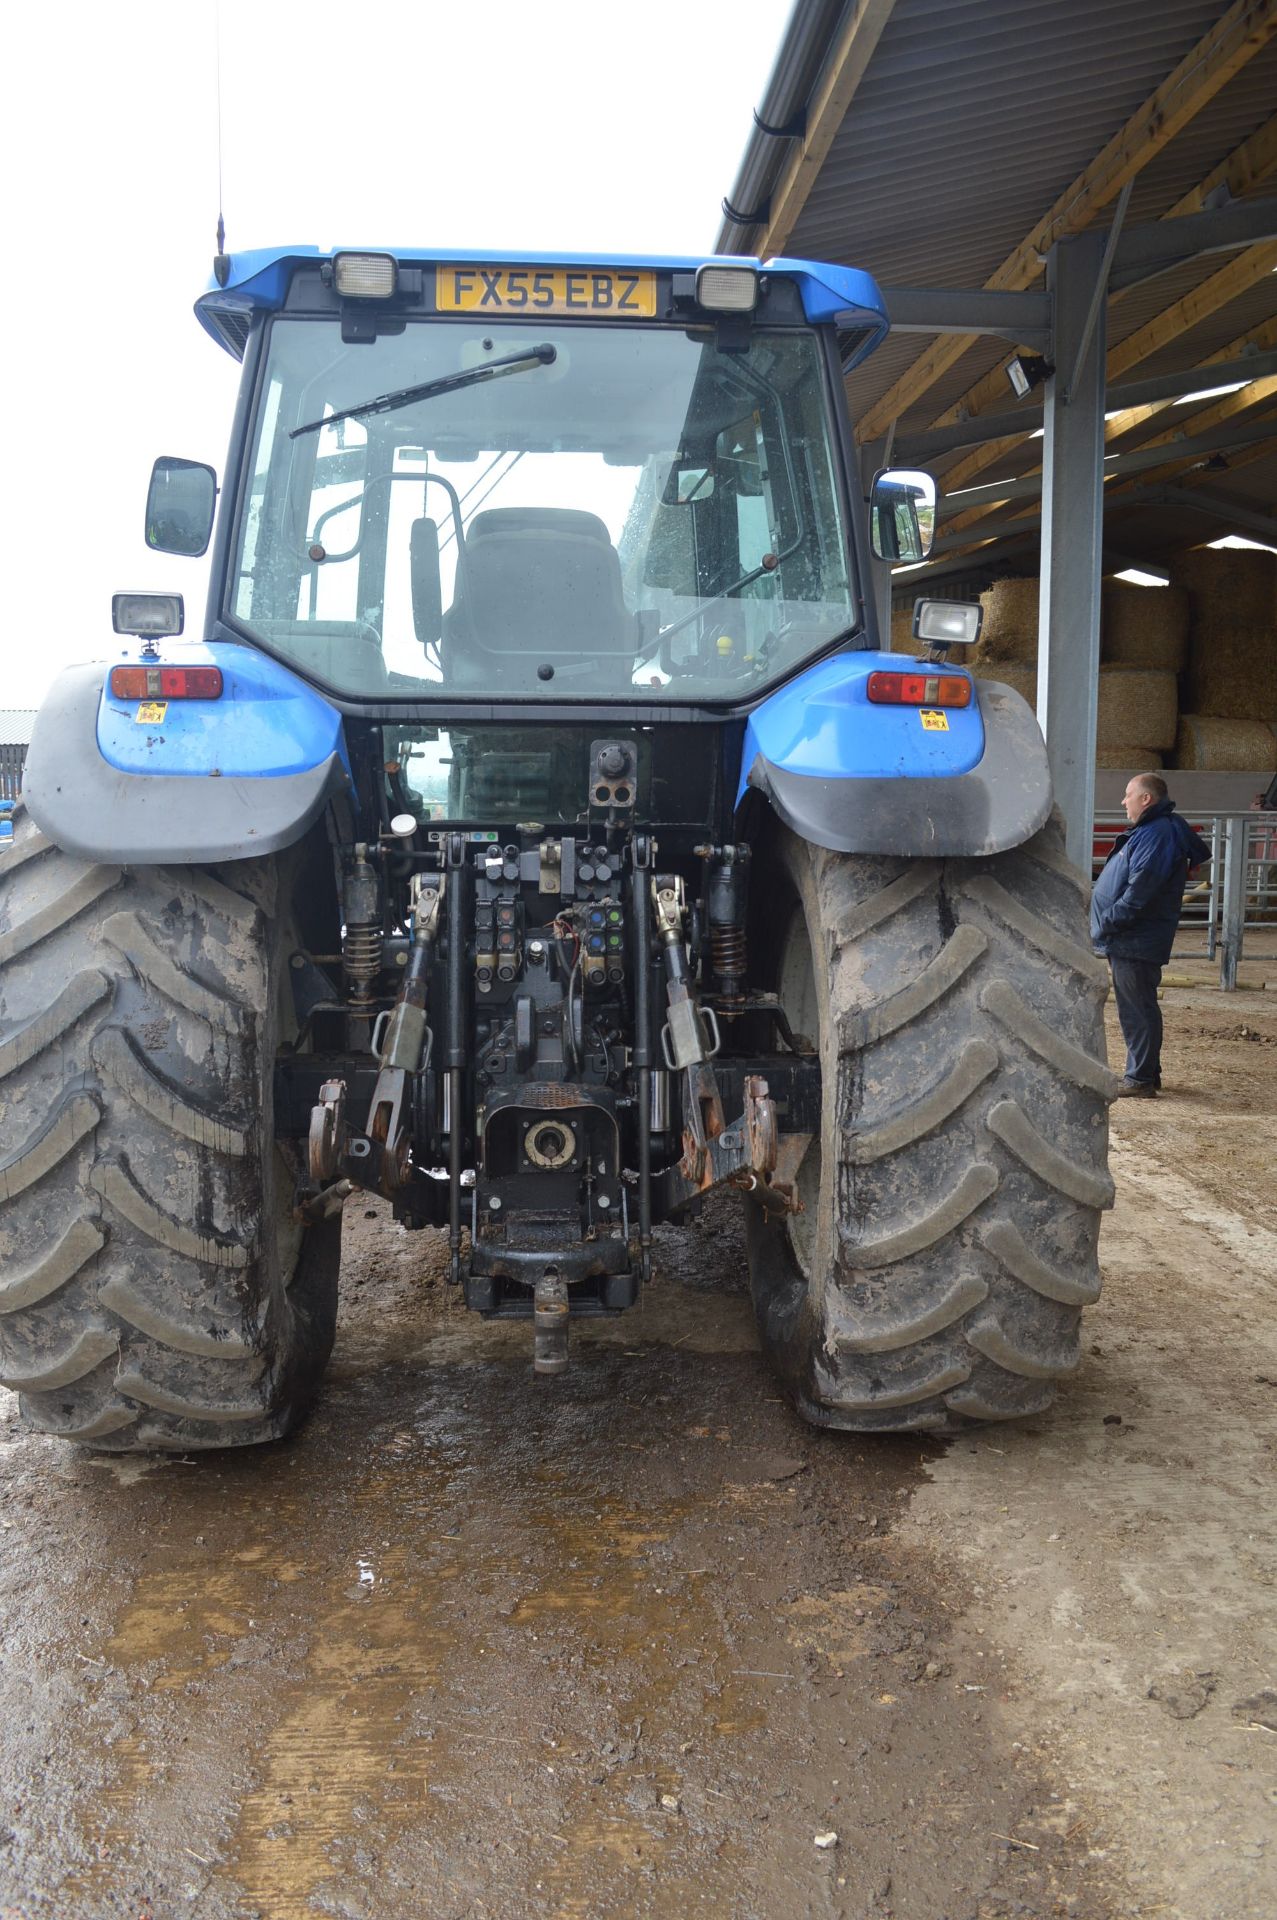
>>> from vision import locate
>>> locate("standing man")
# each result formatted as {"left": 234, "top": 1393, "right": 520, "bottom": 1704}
{"left": 1091, "top": 773, "right": 1211, "bottom": 1098}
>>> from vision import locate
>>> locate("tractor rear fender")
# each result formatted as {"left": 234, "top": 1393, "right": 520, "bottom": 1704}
{"left": 737, "top": 653, "right": 1051, "bottom": 859}
{"left": 22, "top": 649, "right": 351, "bottom": 864}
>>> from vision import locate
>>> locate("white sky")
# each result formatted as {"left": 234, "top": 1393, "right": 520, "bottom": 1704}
{"left": 2, "top": 0, "right": 792, "bottom": 709}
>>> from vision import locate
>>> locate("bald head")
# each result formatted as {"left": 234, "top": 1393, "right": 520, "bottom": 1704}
{"left": 1123, "top": 772, "right": 1167, "bottom": 823}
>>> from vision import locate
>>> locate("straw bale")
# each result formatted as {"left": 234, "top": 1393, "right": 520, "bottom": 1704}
{"left": 1096, "top": 746, "right": 1163, "bottom": 770}
{"left": 1182, "top": 625, "right": 1277, "bottom": 720}
{"left": 1173, "top": 547, "right": 1277, "bottom": 718}
{"left": 975, "top": 577, "right": 1039, "bottom": 662}
{"left": 890, "top": 605, "right": 915, "bottom": 652}
{"left": 1173, "top": 547, "right": 1277, "bottom": 630}
{"left": 1097, "top": 667, "right": 1177, "bottom": 752}
{"left": 1100, "top": 582, "right": 1189, "bottom": 671}
{"left": 1172, "top": 715, "right": 1277, "bottom": 774}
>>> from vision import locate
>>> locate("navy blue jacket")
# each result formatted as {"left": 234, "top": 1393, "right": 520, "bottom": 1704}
{"left": 1091, "top": 798, "right": 1211, "bottom": 965}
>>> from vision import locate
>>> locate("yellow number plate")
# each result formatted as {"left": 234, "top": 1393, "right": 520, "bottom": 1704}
{"left": 919, "top": 709, "right": 949, "bottom": 731}
{"left": 135, "top": 701, "right": 168, "bottom": 724}
{"left": 436, "top": 265, "right": 656, "bottom": 318}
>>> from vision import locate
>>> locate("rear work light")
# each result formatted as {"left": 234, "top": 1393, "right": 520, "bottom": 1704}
{"left": 333, "top": 252, "right": 399, "bottom": 299}
{"left": 112, "top": 591, "right": 184, "bottom": 638}
{"left": 696, "top": 265, "right": 758, "bottom": 312}
{"left": 913, "top": 599, "right": 983, "bottom": 647}
{"left": 867, "top": 671, "right": 972, "bottom": 708}
{"left": 109, "top": 666, "right": 223, "bottom": 700}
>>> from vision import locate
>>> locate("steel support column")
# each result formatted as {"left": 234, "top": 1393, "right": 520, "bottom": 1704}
{"left": 1038, "top": 231, "right": 1107, "bottom": 870}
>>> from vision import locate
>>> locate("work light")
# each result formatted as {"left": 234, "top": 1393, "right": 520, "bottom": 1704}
{"left": 334, "top": 252, "right": 399, "bottom": 299}
{"left": 111, "top": 592, "right": 185, "bottom": 638}
{"left": 912, "top": 600, "right": 983, "bottom": 646}
{"left": 696, "top": 266, "right": 758, "bottom": 312}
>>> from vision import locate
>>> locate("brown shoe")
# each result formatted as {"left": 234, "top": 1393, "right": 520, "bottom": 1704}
{"left": 1116, "top": 1079, "right": 1158, "bottom": 1099}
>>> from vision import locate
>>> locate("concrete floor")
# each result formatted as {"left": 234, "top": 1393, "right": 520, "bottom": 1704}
{"left": 0, "top": 967, "right": 1274, "bottom": 1920}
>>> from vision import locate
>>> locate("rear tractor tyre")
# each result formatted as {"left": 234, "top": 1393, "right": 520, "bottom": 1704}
{"left": 745, "top": 817, "right": 1117, "bottom": 1431}
{"left": 0, "top": 803, "right": 339, "bottom": 1450}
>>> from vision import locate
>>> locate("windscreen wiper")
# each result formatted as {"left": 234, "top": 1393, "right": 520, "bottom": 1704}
{"left": 290, "top": 344, "right": 557, "bottom": 440}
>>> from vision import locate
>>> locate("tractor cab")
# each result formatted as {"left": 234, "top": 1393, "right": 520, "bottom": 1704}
{"left": 175, "top": 249, "right": 893, "bottom": 707}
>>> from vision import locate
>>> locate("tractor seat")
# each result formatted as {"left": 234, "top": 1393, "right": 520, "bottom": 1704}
{"left": 447, "top": 506, "right": 634, "bottom": 666}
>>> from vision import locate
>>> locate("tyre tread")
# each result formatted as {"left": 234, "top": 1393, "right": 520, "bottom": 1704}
{"left": 0, "top": 1093, "right": 102, "bottom": 1202}
{"left": 89, "top": 1158, "right": 253, "bottom": 1269}
{"left": 843, "top": 1162, "right": 999, "bottom": 1268}
{"left": 966, "top": 1312, "right": 1081, "bottom": 1380}
{"left": 980, "top": 978, "right": 1121, "bottom": 1096}
{"left": 0, "top": 864, "right": 119, "bottom": 966}
{"left": 0, "top": 817, "right": 338, "bottom": 1451}
{"left": 0, "top": 970, "right": 111, "bottom": 1081}
{"left": 0, "top": 1217, "right": 105, "bottom": 1313}
{"left": 836, "top": 1358, "right": 971, "bottom": 1412}
{"left": 91, "top": 1025, "right": 249, "bottom": 1155}
{"left": 96, "top": 1275, "right": 258, "bottom": 1358}
{"left": 0, "top": 1325, "right": 119, "bottom": 1391}
{"left": 959, "top": 872, "right": 1108, "bottom": 988}
{"left": 830, "top": 1273, "right": 988, "bottom": 1353}
{"left": 113, "top": 1369, "right": 267, "bottom": 1422}
{"left": 986, "top": 1098, "right": 1115, "bottom": 1209}
{"left": 847, "top": 1039, "right": 998, "bottom": 1163}
{"left": 101, "top": 909, "right": 247, "bottom": 1025}
{"left": 838, "top": 923, "right": 987, "bottom": 1049}
{"left": 746, "top": 816, "right": 1111, "bottom": 1431}
{"left": 980, "top": 1218, "right": 1102, "bottom": 1307}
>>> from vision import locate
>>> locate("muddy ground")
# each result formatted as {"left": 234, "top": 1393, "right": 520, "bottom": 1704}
{"left": 1, "top": 944, "right": 1274, "bottom": 1920}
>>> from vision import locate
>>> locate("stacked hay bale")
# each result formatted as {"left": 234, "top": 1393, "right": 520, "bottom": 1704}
{"left": 1174, "top": 715, "right": 1277, "bottom": 773}
{"left": 970, "top": 576, "right": 1178, "bottom": 769}
{"left": 1094, "top": 666, "right": 1177, "bottom": 766}
{"left": 1169, "top": 549, "right": 1277, "bottom": 769}
{"left": 1101, "top": 581, "right": 1189, "bottom": 670}
{"left": 889, "top": 604, "right": 915, "bottom": 652}
{"left": 1096, "top": 582, "right": 1183, "bottom": 766}
{"left": 970, "top": 578, "right": 1040, "bottom": 709}
{"left": 973, "top": 577, "right": 1039, "bottom": 668}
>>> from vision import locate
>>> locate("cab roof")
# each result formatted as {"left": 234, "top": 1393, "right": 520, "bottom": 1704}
{"left": 194, "top": 245, "right": 887, "bottom": 366}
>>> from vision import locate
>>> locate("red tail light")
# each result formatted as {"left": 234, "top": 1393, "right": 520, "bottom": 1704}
{"left": 110, "top": 666, "right": 223, "bottom": 700}
{"left": 867, "top": 671, "right": 972, "bottom": 708}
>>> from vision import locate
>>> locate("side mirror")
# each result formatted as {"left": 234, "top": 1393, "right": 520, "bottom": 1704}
{"left": 145, "top": 457, "right": 217, "bottom": 557}
{"left": 869, "top": 467, "right": 937, "bottom": 563}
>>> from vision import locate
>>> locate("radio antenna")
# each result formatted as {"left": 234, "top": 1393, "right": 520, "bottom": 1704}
{"left": 212, "top": 0, "right": 230, "bottom": 286}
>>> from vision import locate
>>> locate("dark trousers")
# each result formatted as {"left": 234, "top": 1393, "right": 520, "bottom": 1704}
{"left": 1109, "top": 956, "right": 1163, "bottom": 1086}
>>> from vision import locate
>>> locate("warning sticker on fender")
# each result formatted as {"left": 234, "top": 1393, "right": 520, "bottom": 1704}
{"left": 135, "top": 701, "right": 168, "bottom": 724}
{"left": 919, "top": 709, "right": 949, "bottom": 731}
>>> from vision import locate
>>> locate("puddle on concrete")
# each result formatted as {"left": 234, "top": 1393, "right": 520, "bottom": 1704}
{"left": 17, "top": 1231, "right": 1122, "bottom": 1920}
{"left": 66, "top": 1382, "right": 765, "bottom": 1920}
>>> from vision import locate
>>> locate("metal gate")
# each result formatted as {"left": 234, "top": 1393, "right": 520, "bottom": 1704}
{"left": 0, "top": 744, "right": 24, "bottom": 802}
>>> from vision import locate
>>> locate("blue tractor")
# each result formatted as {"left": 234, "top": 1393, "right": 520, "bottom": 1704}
{"left": 3, "top": 247, "right": 1114, "bottom": 1449}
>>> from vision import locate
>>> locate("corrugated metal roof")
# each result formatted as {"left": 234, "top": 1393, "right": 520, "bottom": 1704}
{"left": 791, "top": 0, "right": 1228, "bottom": 282}
{"left": 718, "top": 0, "right": 1277, "bottom": 574}
{"left": 0, "top": 712, "right": 37, "bottom": 747}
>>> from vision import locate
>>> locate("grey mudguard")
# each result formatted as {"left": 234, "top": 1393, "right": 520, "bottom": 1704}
{"left": 743, "top": 678, "right": 1052, "bottom": 858}
{"left": 23, "top": 663, "right": 349, "bottom": 864}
